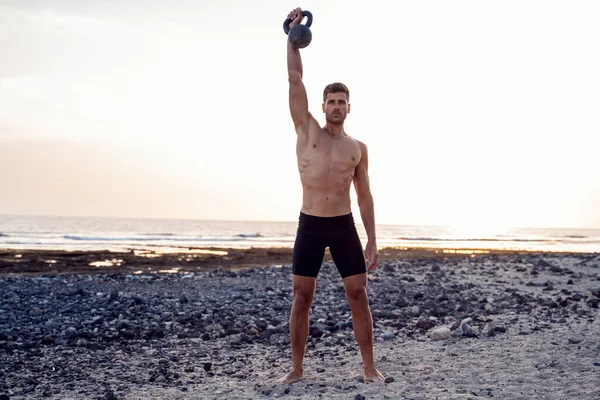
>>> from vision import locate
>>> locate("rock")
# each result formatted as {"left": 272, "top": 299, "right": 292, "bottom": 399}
{"left": 430, "top": 326, "right": 451, "bottom": 341}
{"left": 29, "top": 307, "right": 43, "bottom": 316}
{"left": 41, "top": 335, "right": 55, "bottom": 345}
{"left": 394, "top": 297, "right": 409, "bottom": 308}
{"left": 460, "top": 321, "right": 478, "bottom": 338}
{"left": 537, "top": 259, "right": 551, "bottom": 267}
{"left": 269, "top": 333, "right": 290, "bottom": 345}
{"left": 104, "top": 390, "right": 119, "bottom": 400}
{"left": 381, "top": 333, "right": 396, "bottom": 341}
{"left": 26, "top": 377, "right": 39, "bottom": 386}
{"left": 484, "top": 325, "right": 496, "bottom": 337}
{"left": 416, "top": 318, "right": 435, "bottom": 330}
{"left": 228, "top": 334, "right": 242, "bottom": 345}
{"left": 384, "top": 376, "right": 395, "bottom": 383}
{"left": 354, "top": 395, "right": 366, "bottom": 400}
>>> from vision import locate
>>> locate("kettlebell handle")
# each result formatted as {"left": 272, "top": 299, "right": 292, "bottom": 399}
{"left": 283, "top": 10, "right": 313, "bottom": 35}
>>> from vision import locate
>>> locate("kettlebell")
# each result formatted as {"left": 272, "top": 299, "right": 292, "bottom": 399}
{"left": 283, "top": 10, "right": 313, "bottom": 49}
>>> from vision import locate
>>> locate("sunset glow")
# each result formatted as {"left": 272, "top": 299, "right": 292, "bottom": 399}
{"left": 1, "top": 1, "right": 599, "bottom": 228}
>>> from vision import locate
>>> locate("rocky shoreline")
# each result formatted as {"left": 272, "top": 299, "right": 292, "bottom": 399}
{"left": 1, "top": 249, "right": 599, "bottom": 399}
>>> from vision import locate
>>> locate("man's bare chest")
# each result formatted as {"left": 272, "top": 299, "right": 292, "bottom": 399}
{"left": 298, "top": 137, "right": 361, "bottom": 172}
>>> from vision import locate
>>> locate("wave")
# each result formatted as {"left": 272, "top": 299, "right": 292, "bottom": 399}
{"left": 3, "top": 231, "right": 55, "bottom": 235}
{"left": 3, "top": 240, "right": 44, "bottom": 245}
{"left": 62, "top": 235, "right": 266, "bottom": 242}
{"left": 63, "top": 235, "right": 199, "bottom": 242}
{"left": 397, "top": 237, "right": 548, "bottom": 243}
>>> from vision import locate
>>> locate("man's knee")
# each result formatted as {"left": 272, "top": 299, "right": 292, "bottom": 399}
{"left": 292, "top": 276, "right": 316, "bottom": 311}
{"left": 344, "top": 274, "right": 368, "bottom": 302}
{"left": 346, "top": 285, "right": 367, "bottom": 303}
{"left": 292, "top": 287, "right": 314, "bottom": 310}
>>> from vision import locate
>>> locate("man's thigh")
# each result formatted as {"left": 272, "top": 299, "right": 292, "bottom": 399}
{"left": 329, "top": 229, "right": 366, "bottom": 279}
{"left": 292, "top": 230, "right": 326, "bottom": 278}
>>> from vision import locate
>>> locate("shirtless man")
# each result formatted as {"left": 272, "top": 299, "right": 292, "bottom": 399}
{"left": 278, "top": 7, "right": 385, "bottom": 384}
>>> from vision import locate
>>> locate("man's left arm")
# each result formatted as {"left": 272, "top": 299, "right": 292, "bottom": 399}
{"left": 353, "top": 142, "right": 379, "bottom": 271}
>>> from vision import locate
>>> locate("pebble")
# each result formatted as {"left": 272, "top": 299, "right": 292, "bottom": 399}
{"left": 381, "top": 333, "right": 396, "bottom": 341}
{"left": 104, "top": 390, "right": 119, "bottom": 400}
{"left": 430, "top": 326, "right": 451, "bottom": 341}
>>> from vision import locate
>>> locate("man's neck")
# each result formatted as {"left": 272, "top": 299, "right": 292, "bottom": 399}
{"left": 324, "top": 123, "right": 345, "bottom": 137}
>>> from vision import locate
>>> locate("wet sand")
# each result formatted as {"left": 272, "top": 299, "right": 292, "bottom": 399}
{"left": 0, "top": 246, "right": 583, "bottom": 276}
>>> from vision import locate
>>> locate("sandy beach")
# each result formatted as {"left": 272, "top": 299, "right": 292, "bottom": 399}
{"left": 1, "top": 247, "right": 599, "bottom": 399}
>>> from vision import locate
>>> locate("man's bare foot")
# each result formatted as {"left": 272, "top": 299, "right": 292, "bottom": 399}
{"left": 277, "top": 370, "right": 304, "bottom": 384}
{"left": 363, "top": 367, "right": 385, "bottom": 382}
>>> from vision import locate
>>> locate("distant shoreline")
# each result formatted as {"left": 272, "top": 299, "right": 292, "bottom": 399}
{"left": 1, "top": 246, "right": 597, "bottom": 276}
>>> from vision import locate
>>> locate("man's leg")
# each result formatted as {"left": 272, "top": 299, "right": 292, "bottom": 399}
{"left": 343, "top": 273, "right": 384, "bottom": 382}
{"left": 278, "top": 274, "right": 317, "bottom": 384}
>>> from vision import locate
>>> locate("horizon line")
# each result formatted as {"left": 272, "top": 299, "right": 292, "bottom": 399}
{"left": 1, "top": 213, "right": 598, "bottom": 231}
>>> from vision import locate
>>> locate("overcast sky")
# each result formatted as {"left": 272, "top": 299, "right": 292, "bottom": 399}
{"left": 1, "top": 0, "right": 599, "bottom": 230}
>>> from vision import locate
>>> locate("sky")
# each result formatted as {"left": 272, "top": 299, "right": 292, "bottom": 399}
{"left": 1, "top": 0, "right": 599, "bottom": 230}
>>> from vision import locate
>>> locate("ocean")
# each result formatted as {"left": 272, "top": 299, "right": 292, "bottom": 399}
{"left": 0, "top": 215, "right": 598, "bottom": 253}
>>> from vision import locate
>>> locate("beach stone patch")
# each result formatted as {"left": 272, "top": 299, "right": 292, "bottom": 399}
{"left": 1, "top": 251, "right": 599, "bottom": 398}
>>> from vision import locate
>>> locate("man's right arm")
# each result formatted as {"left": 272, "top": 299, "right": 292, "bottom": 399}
{"left": 286, "top": 8, "right": 310, "bottom": 133}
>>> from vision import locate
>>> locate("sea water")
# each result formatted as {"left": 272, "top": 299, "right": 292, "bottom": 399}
{"left": 0, "top": 215, "right": 598, "bottom": 253}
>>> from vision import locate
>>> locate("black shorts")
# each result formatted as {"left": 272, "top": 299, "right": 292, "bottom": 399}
{"left": 292, "top": 212, "right": 366, "bottom": 279}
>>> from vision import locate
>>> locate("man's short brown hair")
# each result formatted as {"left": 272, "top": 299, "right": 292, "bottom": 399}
{"left": 323, "top": 82, "right": 350, "bottom": 102}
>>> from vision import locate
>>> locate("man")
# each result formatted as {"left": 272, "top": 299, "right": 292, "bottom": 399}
{"left": 278, "top": 7, "right": 385, "bottom": 384}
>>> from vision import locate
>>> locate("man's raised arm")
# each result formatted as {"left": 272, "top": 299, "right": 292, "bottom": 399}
{"left": 286, "top": 7, "right": 309, "bottom": 131}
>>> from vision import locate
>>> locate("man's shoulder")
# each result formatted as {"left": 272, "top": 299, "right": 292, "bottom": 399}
{"left": 350, "top": 137, "right": 368, "bottom": 152}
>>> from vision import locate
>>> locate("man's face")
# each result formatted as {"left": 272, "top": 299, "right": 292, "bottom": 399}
{"left": 322, "top": 92, "right": 350, "bottom": 123}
